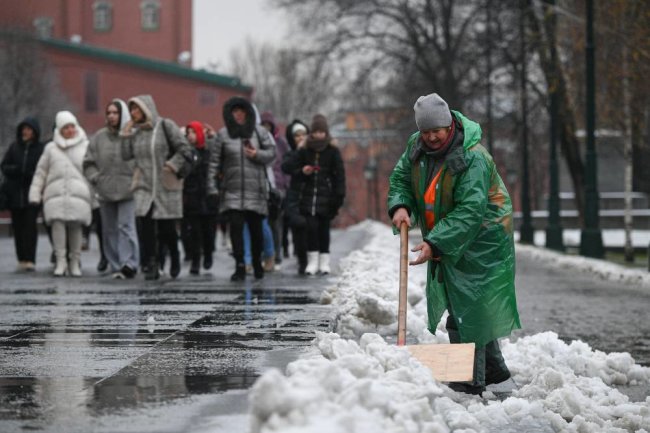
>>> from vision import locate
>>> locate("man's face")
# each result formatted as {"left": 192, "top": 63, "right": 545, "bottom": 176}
{"left": 130, "top": 104, "right": 145, "bottom": 123}
{"left": 21, "top": 125, "right": 35, "bottom": 143}
{"left": 106, "top": 104, "right": 120, "bottom": 128}
{"left": 421, "top": 127, "right": 451, "bottom": 151}
{"left": 232, "top": 108, "right": 247, "bottom": 125}
{"left": 186, "top": 128, "right": 197, "bottom": 145}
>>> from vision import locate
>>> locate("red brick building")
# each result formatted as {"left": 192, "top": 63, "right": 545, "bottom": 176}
{"left": 0, "top": 0, "right": 252, "bottom": 132}
{"left": 333, "top": 109, "right": 410, "bottom": 227}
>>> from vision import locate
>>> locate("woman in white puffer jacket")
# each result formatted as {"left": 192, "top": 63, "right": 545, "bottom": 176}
{"left": 29, "top": 111, "right": 93, "bottom": 276}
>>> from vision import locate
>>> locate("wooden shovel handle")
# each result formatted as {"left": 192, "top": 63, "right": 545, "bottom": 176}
{"left": 397, "top": 222, "right": 408, "bottom": 346}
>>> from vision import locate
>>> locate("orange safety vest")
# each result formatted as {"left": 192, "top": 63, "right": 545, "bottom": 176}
{"left": 424, "top": 170, "right": 443, "bottom": 230}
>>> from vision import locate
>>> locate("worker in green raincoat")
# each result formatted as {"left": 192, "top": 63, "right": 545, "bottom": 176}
{"left": 387, "top": 93, "right": 521, "bottom": 395}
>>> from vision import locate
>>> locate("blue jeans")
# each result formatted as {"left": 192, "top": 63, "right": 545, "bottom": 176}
{"left": 244, "top": 218, "right": 275, "bottom": 265}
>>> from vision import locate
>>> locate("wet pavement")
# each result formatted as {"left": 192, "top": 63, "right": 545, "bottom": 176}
{"left": 0, "top": 228, "right": 367, "bottom": 433}
{"left": 1, "top": 227, "right": 649, "bottom": 433}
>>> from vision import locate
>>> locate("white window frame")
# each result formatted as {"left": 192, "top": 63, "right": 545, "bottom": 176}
{"left": 140, "top": 0, "right": 161, "bottom": 31}
{"left": 93, "top": 1, "right": 113, "bottom": 32}
{"left": 33, "top": 17, "right": 53, "bottom": 39}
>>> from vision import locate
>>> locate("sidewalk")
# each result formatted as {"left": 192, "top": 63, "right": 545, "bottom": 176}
{"left": 0, "top": 228, "right": 368, "bottom": 433}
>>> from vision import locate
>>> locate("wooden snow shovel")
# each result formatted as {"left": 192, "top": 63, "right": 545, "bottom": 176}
{"left": 397, "top": 223, "right": 475, "bottom": 382}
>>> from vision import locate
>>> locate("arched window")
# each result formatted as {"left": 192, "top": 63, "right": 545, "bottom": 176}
{"left": 93, "top": 1, "right": 113, "bottom": 32}
{"left": 140, "top": 0, "right": 160, "bottom": 31}
{"left": 33, "top": 17, "right": 53, "bottom": 39}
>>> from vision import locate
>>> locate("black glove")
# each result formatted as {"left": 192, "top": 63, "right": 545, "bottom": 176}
{"left": 329, "top": 195, "right": 344, "bottom": 219}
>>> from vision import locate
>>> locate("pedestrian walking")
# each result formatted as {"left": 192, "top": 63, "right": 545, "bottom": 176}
{"left": 286, "top": 115, "right": 345, "bottom": 275}
{"left": 261, "top": 111, "right": 290, "bottom": 271}
{"left": 83, "top": 99, "right": 140, "bottom": 279}
{"left": 207, "top": 96, "right": 276, "bottom": 281}
{"left": 29, "top": 111, "right": 93, "bottom": 277}
{"left": 387, "top": 93, "right": 521, "bottom": 395}
{"left": 1, "top": 117, "right": 46, "bottom": 271}
{"left": 182, "top": 121, "right": 218, "bottom": 275}
{"left": 121, "top": 94, "right": 194, "bottom": 280}
{"left": 281, "top": 119, "right": 309, "bottom": 274}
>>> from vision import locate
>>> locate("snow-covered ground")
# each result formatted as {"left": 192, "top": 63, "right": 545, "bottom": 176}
{"left": 248, "top": 221, "right": 650, "bottom": 433}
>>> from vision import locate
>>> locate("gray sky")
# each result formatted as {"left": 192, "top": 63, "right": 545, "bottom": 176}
{"left": 192, "top": 0, "right": 288, "bottom": 71}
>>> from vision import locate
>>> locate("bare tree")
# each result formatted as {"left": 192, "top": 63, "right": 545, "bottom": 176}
{"left": 228, "top": 38, "right": 338, "bottom": 122}
{"left": 0, "top": 31, "right": 68, "bottom": 151}
{"left": 274, "top": 0, "right": 495, "bottom": 111}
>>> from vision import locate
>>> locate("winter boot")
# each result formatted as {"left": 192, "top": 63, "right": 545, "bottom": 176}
{"left": 253, "top": 257, "right": 264, "bottom": 280}
{"left": 190, "top": 255, "right": 200, "bottom": 275}
{"left": 263, "top": 254, "right": 275, "bottom": 272}
{"left": 305, "top": 251, "right": 319, "bottom": 275}
{"left": 318, "top": 253, "right": 331, "bottom": 275}
{"left": 230, "top": 262, "right": 246, "bottom": 281}
{"left": 68, "top": 256, "right": 82, "bottom": 277}
{"left": 203, "top": 253, "right": 213, "bottom": 270}
{"left": 170, "top": 248, "right": 181, "bottom": 279}
{"left": 53, "top": 253, "right": 67, "bottom": 277}
{"left": 145, "top": 258, "right": 160, "bottom": 280}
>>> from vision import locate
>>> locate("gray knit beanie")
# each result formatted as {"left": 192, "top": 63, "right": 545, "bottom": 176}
{"left": 413, "top": 93, "right": 452, "bottom": 131}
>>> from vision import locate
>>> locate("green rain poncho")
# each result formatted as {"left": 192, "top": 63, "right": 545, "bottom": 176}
{"left": 387, "top": 111, "right": 521, "bottom": 347}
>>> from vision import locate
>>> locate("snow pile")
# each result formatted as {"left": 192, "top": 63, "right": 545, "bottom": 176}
{"left": 321, "top": 221, "right": 443, "bottom": 344}
{"left": 250, "top": 332, "right": 650, "bottom": 433}
{"left": 516, "top": 243, "right": 650, "bottom": 289}
{"left": 249, "top": 221, "right": 650, "bottom": 433}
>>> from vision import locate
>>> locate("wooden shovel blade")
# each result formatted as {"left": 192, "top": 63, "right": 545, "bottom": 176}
{"left": 407, "top": 343, "right": 475, "bottom": 382}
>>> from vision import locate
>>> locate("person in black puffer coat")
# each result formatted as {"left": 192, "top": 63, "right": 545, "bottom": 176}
{"left": 287, "top": 114, "right": 345, "bottom": 276}
{"left": 182, "top": 121, "right": 218, "bottom": 275}
{"left": 1, "top": 117, "right": 46, "bottom": 271}
{"left": 281, "top": 119, "right": 309, "bottom": 274}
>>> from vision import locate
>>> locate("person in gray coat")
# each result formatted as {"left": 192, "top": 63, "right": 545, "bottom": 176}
{"left": 207, "top": 97, "right": 276, "bottom": 281}
{"left": 84, "top": 99, "right": 139, "bottom": 279}
{"left": 121, "top": 94, "right": 194, "bottom": 280}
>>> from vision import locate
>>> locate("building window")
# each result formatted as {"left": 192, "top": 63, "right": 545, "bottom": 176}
{"left": 84, "top": 71, "right": 99, "bottom": 113}
{"left": 33, "top": 17, "right": 53, "bottom": 39}
{"left": 198, "top": 89, "right": 218, "bottom": 107}
{"left": 93, "top": 1, "right": 113, "bottom": 32}
{"left": 140, "top": 0, "right": 160, "bottom": 31}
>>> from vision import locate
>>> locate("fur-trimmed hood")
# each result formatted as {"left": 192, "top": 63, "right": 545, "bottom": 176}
{"left": 222, "top": 96, "right": 256, "bottom": 139}
{"left": 128, "top": 94, "right": 160, "bottom": 129}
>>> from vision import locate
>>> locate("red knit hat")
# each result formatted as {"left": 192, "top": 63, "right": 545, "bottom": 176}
{"left": 186, "top": 121, "right": 205, "bottom": 149}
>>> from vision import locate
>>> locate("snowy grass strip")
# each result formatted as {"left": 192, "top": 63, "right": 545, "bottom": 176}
{"left": 516, "top": 243, "right": 650, "bottom": 289}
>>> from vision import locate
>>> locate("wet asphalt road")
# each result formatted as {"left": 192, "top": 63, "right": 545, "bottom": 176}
{"left": 0, "top": 229, "right": 367, "bottom": 433}
{"left": 1, "top": 227, "right": 649, "bottom": 433}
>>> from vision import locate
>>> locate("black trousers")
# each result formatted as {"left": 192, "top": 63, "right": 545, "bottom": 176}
{"left": 305, "top": 214, "right": 330, "bottom": 253}
{"left": 228, "top": 210, "right": 263, "bottom": 269}
{"left": 138, "top": 207, "right": 179, "bottom": 268}
{"left": 291, "top": 226, "right": 307, "bottom": 268}
{"left": 183, "top": 215, "right": 216, "bottom": 262}
{"left": 446, "top": 313, "right": 510, "bottom": 387}
{"left": 10, "top": 207, "right": 40, "bottom": 262}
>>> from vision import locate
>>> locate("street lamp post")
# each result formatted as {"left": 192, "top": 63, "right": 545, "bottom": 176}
{"left": 580, "top": 0, "right": 604, "bottom": 258}
{"left": 545, "top": 0, "right": 564, "bottom": 251}
{"left": 519, "top": 0, "right": 534, "bottom": 244}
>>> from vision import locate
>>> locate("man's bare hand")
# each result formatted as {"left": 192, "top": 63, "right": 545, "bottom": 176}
{"left": 409, "top": 242, "right": 432, "bottom": 266}
{"left": 392, "top": 207, "right": 411, "bottom": 229}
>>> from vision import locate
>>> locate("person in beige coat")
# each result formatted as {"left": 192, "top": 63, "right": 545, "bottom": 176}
{"left": 29, "top": 111, "right": 93, "bottom": 277}
{"left": 121, "top": 94, "right": 194, "bottom": 280}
